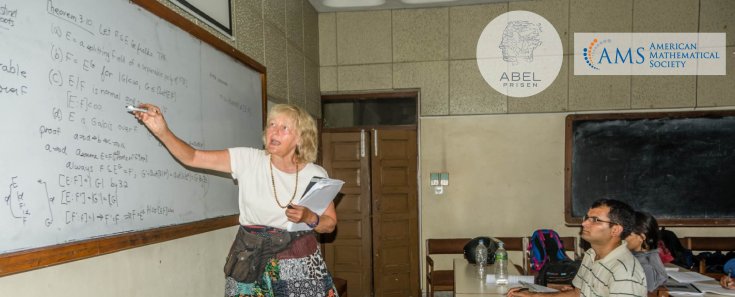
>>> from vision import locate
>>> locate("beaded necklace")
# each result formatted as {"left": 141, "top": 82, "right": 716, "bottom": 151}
{"left": 269, "top": 155, "right": 298, "bottom": 208}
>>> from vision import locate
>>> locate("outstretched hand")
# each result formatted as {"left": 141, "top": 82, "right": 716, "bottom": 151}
{"left": 131, "top": 103, "right": 168, "bottom": 137}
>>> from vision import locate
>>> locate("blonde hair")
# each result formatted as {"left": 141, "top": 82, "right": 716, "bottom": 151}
{"left": 263, "top": 104, "right": 318, "bottom": 164}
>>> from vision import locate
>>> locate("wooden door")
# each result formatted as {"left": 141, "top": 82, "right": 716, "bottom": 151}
{"left": 321, "top": 129, "right": 419, "bottom": 297}
{"left": 370, "top": 129, "right": 419, "bottom": 297}
{"left": 321, "top": 131, "right": 373, "bottom": 297}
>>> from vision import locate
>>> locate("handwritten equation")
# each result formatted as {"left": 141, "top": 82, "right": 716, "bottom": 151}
{"left": 0, "top": 0, "right": 256, "bottom": 253}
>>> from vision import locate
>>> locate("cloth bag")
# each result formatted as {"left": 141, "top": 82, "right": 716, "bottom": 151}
{"left": 224, "top": 226, "right": 299, "bottom": 283}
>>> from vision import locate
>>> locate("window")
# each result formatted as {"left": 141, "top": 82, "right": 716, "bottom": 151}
{"left": 322, "top": 96, "right": 416, "bottom": 128}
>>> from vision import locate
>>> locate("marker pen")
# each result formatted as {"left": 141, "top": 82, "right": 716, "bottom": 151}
{"left": 126, "top": 105, "right": 148, "bottom": 113}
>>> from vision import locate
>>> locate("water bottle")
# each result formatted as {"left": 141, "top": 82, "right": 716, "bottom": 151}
{"left": 475, "top": 239, "right": 488, "bottom": 280}
{"left": 494, "top": 241, "right": 508, "bottom": 284}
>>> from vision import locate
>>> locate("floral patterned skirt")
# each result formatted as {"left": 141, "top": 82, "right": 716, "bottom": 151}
{"left": 224, "top": 232, "right": 339, "bottom": 297}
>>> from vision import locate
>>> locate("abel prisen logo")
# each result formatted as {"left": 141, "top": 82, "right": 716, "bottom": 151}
{"left": 477, "top": 11, "right": 562, "bottom": 97}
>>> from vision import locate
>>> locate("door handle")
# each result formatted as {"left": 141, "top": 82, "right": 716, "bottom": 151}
{"left": 360, "top": 129, "right": 365, "bottom": 158}
{"left": 373, "top": 129, "right": 378, "bottom": 157}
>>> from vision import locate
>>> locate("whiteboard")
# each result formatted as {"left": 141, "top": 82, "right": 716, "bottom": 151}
{"left": 0, "top": 0, "right": 262, "bottom": 254}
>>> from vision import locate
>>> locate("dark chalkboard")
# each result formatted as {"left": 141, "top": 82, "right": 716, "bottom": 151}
{"left": 565, "top": 111, "right": 735, "bottom": 226}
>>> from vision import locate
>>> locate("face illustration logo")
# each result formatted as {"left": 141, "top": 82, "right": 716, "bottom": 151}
{"left": 499, "top": 21, "right": 542, "bottom": 65}
{"left": 477, "top": 11, "right": 562, "bottom": 98}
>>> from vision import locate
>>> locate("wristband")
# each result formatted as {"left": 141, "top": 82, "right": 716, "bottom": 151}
{"left": 306, "top": 215, "right": 320, "bottom": 228}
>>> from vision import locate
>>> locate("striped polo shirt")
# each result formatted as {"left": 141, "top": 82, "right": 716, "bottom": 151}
{"left": 572, "top": 241, "right": 648, "bottom": 297}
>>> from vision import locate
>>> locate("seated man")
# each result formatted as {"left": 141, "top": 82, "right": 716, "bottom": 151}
{"left": 508, "top": 199, "right": 647, "bottom": 297}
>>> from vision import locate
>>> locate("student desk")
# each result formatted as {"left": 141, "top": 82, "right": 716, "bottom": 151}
{"left": 662, "top": 264, "right": 729, "bottom": 297}
{"left": 454, "top": 260, "right": 729, "bottom": 297}
{"left": 453, "top": 259, "right": 523, "bottom": 296}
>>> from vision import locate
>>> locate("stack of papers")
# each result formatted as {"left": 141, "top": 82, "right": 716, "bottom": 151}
{"left": 286, "top": 177, "right": 344, "bottom": 231}
{"left": 692, "top": 282, "right": 735, "bottom": 296}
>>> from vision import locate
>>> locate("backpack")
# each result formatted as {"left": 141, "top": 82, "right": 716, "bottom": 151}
{"left": 698, "top": 251, "right": 728, "bottom": 273}
{"left": 535, "top": 259, "right": 582, "bottom": 286}
{"left": 527, "top": 229, "right": 571, "bottom": 273}
{"left": 657, "top": 240, "right": 674, "bottom": 264}
{"left": 463, "top": 237, "right": 498, "bottom": 264}
{"left": 659, "top": 228, "right": 695, "bottom": 269}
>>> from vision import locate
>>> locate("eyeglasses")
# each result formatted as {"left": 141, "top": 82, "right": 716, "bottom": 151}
{"left": 582, "top": 215, "right": 619, "bottom": 225}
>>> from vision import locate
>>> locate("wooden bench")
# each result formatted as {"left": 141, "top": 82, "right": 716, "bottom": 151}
{"left": 495, "top": 237, "right": 528, "bottom": 274}
{"left": 425, "top": 237, "right": 527, "bottom": 297}
{"left": 426, "top": 238, "right": 470, "bottom": 297}
{"left": 650, "top": 285, "right": 670, "bottom": 297}
{"left": 680, "top": 236, "right": 735, "bottom": 279}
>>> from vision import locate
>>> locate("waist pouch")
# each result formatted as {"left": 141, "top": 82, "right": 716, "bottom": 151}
{"left": 224, "top": 225, "right": 311, "bottom": 283}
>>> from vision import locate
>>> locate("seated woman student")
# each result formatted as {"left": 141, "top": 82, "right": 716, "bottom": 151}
{"left": 626, "top": 211, "right": 667, "bottom": 292}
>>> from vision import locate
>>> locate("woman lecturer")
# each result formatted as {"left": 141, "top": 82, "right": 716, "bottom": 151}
{"left": 132, "top": 103, "right": 339, "bottom": 297}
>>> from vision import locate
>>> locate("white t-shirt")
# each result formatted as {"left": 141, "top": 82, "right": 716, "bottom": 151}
{"left": 228, "top": 147, "right": 328, "bottom": 229}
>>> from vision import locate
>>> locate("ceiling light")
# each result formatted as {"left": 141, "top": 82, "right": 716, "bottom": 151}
{"left": 323, "top": 0, "right": 386, "bottom": 8}
{"left": 401, "top": 0, "right": 458, "bottom": 4}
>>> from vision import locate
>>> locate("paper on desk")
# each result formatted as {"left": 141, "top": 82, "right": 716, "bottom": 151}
{"left": 485, "top": 275, "right": 535, "bottom": 285}
{"left": 518, "top": 280, "right": 560, "bottom": 293}
{"left": 692, "top": 282, "right": 735, "bottom": 296}
{"left": 665, "top": 266, "right": 680, "bottom": 272}
{"left": 286, "top": 177, "right": 344, "bottom": 231}
{"left": 666, "top": 282, "right": 704, "bottom": 296}
{"left": 668, "top": 271, "right": 715, "bottom": 283}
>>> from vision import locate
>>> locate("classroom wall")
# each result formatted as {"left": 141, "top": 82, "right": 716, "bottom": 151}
{"left": 160, "top": 0, "right": 322, "bottom": 116}
{"left": 319, "top": 0, "right": 735, "bottom": 113}
{"left": 0, "top": 227, "right": 235, "bottom": 296}
{"left": 0, "top": 0, "right": 320, "bottom": 296}
{"left": 317, "top": 0, "right": 735, "bottom": 292}
{"left": 232, "top": 0, "right": 322, "bottom": 116}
